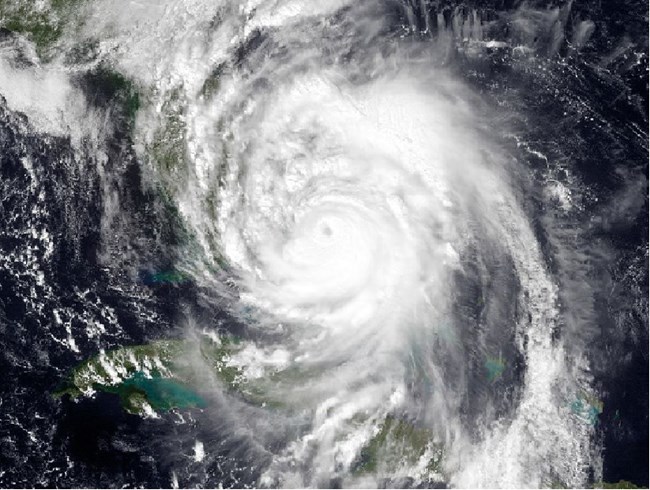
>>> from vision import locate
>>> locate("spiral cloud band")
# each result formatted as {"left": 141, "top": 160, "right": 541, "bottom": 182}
{"left": 70, "top": 0, "right": 603, "bottom": 486}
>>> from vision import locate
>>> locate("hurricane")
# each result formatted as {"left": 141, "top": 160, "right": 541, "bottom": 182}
{"left": 0, "top": 0, "right": 647, "bottom": 488}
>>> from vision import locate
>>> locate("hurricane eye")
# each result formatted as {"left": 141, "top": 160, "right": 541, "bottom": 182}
{"left": 22, "top": 1, "right": 639, "bottom": 488}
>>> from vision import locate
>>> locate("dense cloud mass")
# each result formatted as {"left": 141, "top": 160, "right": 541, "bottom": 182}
{"left": 0, "top": 0, "right": 647, "bottom": 488}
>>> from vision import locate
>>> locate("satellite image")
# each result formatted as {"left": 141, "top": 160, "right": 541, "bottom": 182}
{"left": 0, "top": 0, "right": 647, "bottom": 488}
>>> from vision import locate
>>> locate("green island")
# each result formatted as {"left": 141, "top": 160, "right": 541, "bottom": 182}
{"left": 56, "top": 337, "right": 631, "bottom": 487}
{"left": 54, "top": 335, "right": 447, "bottom": 481}
{"left": 53, "top": 336, "right": 245, "bottom": 416}
{"left": 0, "top": 0, "right": 86, "bottom": 57}
{"left": 352, "top": 414, "right": 445, "bottom": 483}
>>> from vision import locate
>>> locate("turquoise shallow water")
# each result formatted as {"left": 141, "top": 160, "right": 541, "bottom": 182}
{"left": 0, "top": 0, "right": 646, "bottom": 486}
{"left": 107, "top": 372, "right": 207, "bottom": 411}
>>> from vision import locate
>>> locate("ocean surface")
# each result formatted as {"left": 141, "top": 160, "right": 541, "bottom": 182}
{"left": 0, "top": 0, "right": 647, "bottom": 487}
